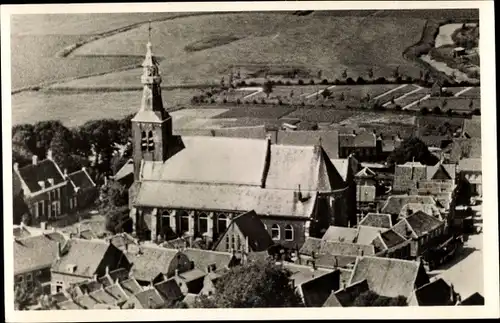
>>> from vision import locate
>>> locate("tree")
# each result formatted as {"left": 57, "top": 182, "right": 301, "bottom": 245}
{"left": 33, "top": 120, "right": 72, "bottom": 159}
{"left": 263, "top": 80, "right": 274, "bottom": 98}
{"left": 321, "top": 88, "right": 332, "bottom": 99}
{"left": 341, "top": 69, "right": 348, "bottom": 79}
{"left": 420, "top": 107, "right": 429, "bottom": 115}
{"left": 432, "top": 106, "right": 442, "bottom": 115}
{"left": 472, "top": 108, "right": 481, "bottom": 116}
{"left": 387, "top": 136, "right": 439, "bottom": 166}
{"left": 12, "top": 142, "right": 34, "bottom": 167}
{"left": 393, "top": 66, "right": 400, "bottom": 79}
{"left": 15, "top": 285, "right": 42, "bottom": 310}
{"left": 99, "top": 179, "right": 129, "bottom": 210}
{"left": 104, "top": 205, "right": 133, "bottom": 234}
{"left": 49, "top": 131, "right": 72, "bottom": 171}
{"left": 339, "top": 92, "right": 345, "bottom": 101}
{"left": 194, "top": 259, "right": 303, "bottom": 308}
{"left": 352, "top": 290, "right": 407, "bottom": 307}
{"left": 367, "top": 68, "right": 374, "bottom": 79}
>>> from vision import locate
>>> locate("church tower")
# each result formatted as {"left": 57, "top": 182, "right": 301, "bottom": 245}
{"left": 131, "top": 27, "right": 173, "bottom": 180}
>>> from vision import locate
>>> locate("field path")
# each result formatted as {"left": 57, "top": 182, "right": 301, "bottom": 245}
{"left": 383, "top": 85, "right": 422, "bottom": 107}
{"left": 242, "top": 89, "right": 263, "bottom": 99}
{"left": 403, "top": 94, "right": 431, "bottom": 110}
{"left": 454, "top": 87, "right": 473, "bottom": 97}
{"left": 305, "top": 85, "right": 337, "bottom": 99}
{"left": 373, "top": 84, "right": 408, "bottom": 100}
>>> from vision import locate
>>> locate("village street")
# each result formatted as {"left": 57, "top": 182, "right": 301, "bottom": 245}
{"left": 430, "top": 204, "right": 484, "bottom": 300}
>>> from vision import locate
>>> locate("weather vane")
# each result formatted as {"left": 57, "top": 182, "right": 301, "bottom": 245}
{"left": 148, "top": 20, "right": 152, "bottom": 42}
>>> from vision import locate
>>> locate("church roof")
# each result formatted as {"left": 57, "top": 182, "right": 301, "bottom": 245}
{"left": 133, "top": 181, "right": 317, "bottom": 218}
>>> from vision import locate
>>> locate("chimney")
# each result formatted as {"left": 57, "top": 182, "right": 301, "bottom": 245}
{"left": 105, "top": 266, "right": 109, "bottom": 276}
{"left": 63, "top": 168, "right": 68, "bottom": 177}
{"left": 92, "top": 274, "right": 97, "bottom": 281}
{"left": 297, "top": 184, "right": 303, "bottom": 201}
{"left": 148, "top": 296, "right": 154, "bottom": 309}
{"left": 311, "top": 259, "right": 317, "bottom": 271}
{"left": 13, "top": 163, "right": 19, "bottom": 171}
{"left": 48, "top": 178, "right": 54, "bottom": 186}
{"left": 57, "top": 242, "right": 62, "bottom": 260}
{"left": 341, "top": 278, "right": 346, "bottom": 290}
{"left": 38, "top": 181, "right": 46, "bottom": 190}
{"left": 32, "top": 155, "right": 38, "bottom": 165}
{"left": 40, "top": 221, "right": 47, "bottom": 230}
{"left": 47, "top": 149, "right": 53, "bottom": 161}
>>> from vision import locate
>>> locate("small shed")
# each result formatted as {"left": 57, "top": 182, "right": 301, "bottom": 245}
{"left": 452, "top": 47, "right": 466, "bottom": 58}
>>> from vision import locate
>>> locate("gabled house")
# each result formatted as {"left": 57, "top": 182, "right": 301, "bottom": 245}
{"left": 213, "top": 210, "right": 275, "bottom": 253}
{"left": 67, "top": 167, "right": 97, "bottom": 211}
{"left": 154, "top": 277, "right": 184, "bottom": 304}
{"left": 321, "top": 226, "right": 359, "bottom": 243}
{"left": 182, "top": 248, "right": 240, "bottom": 274}
{"left": 355, "top": 167, "right": 377, "bottom": 208}
{"left": 458, "top": 158, "right": 482, "bottom": 196}
{"left": 348, "top": 256, "right": 430, "bottom": 299}
{"left": 14, "top": 231, "right": 67, "bottom": 294}
{"left": 393, "top": 161, "right": 456, "bottom": 195}
{"left": 392, "top": 211, "right": 446, "bottom": 258}
{"left": 407, "top": 278, "right": 460, "bottom": 306}
{"left": 13, "top": 153, "right": 70, "bottom": 225}
{"left": 458, "top": 292, "right": 484, "bottom": 306}
{"left": 461, "top": 116, "right": 481, "bottom": 139}
{"left": 51, "top": 238, "right": 130, "bottom": 294}
{"left": 358, "top": 213, "right": 392, "bottom": 229}
{"left": 322, "top": 279, "right": 370, "bottom": 307}
{"left": 338, "top": 130, "right": 379, "bottom": 162}
{"left": 371, "top": 229, "right": 412, "bottom": 260}
{"left": 381, "top": 195, "right": 438, "bottom": 224}
{"left": 122, "top": 286, "right": 170, "bottom": 309}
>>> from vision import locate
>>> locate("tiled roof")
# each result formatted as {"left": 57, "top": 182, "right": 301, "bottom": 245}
{"left": 321, "top": 240, "right": 375, "bottom": 257}
{"left": 89, "top": 287, "right": 120, "bottom": 305}
{"left": 133, "top": 182, "right": 317, "bottom": 218}
{"left": 381, "top": 195, "right": 437, "bottom": 215}
{"left": 349, "top": 256, "right": 428, "bottom": 298}
{"left": 405, "top": 211, "right": 443, "bottom": 237}
{"left": 299, "top": 237, "right": 322, "bottom": 256}
{"left": 58, "top": 300, "right": 83, "bottom": 310}
{"left": 276, "top": 130, "right": 340, "bottom": 159}
{"left": 315, "top": 254, "right": 357, "bottom": 269}
{"left": 299, "top": 269, "right": 341, "bottom": 307}
{"left": 13, "top": 225, "right": 32, "bottom": 239}
{"left": 74, "top": 294, "right": 99, "bottom": 309}
{"left": 353, "top": 131, "right": 377, "bottom": 148}
{"left": 52, "top": 238, "right": 116, "bottom": 278}
{"left": 339, "top": 133, "right": 356, "bottom": 147}
{"left": 330, "top": 159, "right": 349, "bottom": 181}
{"left": 284, "top": 262, "right": 333, "bottom": 286}
{"left": 399, "top": 203, "right": 442, "bottom": 220}
{"left": 14, "top": 232, "right": 66, "bottom": 275}
{"left": 72, "top": 280, "right": 103, "bottom": 295}
{"left": 447, "top": 138, "right": 481, "bottom": 163}
{"left": 426, "top": 163, "right": 456, "bottom": 180}
{"left": 109, "top": 233, "right": 137, "bottom": 250}
{"left": 182, "top": 293, "right": 199, "bottom": 307}
{"left": 229, "top": 210, "right": 274, "bottom": 252}
{"left": 356, "top": 226, "right": 388, "bottom": 245}
{"left": 379, "top": 230, "right": 407, "bottom": 249}
{"left": 354, "top": 167, "right": 376, "bottom": 179}
{"left": 322, "top": 226, "right": 358, "bottom": 243}
{"left": 392, "top": 219, "right": 417, "bottom": 240}
{"left": 357, "top": 183, "right": 376, "bottom": 203}
{"left": 420, "top": 136, "right": 451, "bottom": 148}
{"left": 129, "top": 287, "right": 168, "bottom": 309}
{"left": 359, "top": 213, "right": 392, "bottom": 229}
{"left": 459, "top": 292, "right": 484, "bottom": 305}
{"left": 154, "top": 278, "right": 183, "bottom": 301}
{"left": 177, "top": 268, "right": 206, "bottom": 283}
{"left": 104, "top": 283, "right": 129, "bottom": 304}
{"left": 113, "top": 159, "right": 134, "bottom": 181}
{"left": 323, "top": 279, "right": 370, "bottom": 307}
{"left": 120, "top": 278, "right": 143, "bottom": 297}
{"left": 265, "top": 144, "right": 345, "bottom": 191}
{"left": 212, "top": 125, "right": 267, "bottom": 140}
{"left": 127, "top": 246, "right": 188, "bottom": 282}
{"left": 16, "top": 159, "right": 65, "bottom": 193}
{"left": 410, "top": 278, "right": 454, "bottom": 306}
{"left": 183, "top": 248, "right": 235, "bottom": 273}
{"left": 98, "top": 268, "right": 130, "bottom": 287}
{"left": 462, "top": 118, "right": 481, "bottom": 138}
{"left": 458, "top": 158, "right": 482, "bottom": 172}
{"left": 68, "top": 168, "right": 95, "bottom": 190}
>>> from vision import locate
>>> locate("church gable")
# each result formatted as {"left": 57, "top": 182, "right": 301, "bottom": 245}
{"left": 427, "top": 163, "right": 452, "bottom": 181}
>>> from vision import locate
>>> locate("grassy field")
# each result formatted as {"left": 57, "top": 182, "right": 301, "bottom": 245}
{"left": 11, "top": 88, "right": 200, "bottom": 127}
{"left": 456, "top": 87, "right": 480, "bottom": 98}
{"left": 216, "top": 105, "right": 296, "bottom": 119}
{"left": 64, "top": 12, "right": 427, "bottom": 88}
{"left": 414, "top": 97, "right": 480, "bottom": 112}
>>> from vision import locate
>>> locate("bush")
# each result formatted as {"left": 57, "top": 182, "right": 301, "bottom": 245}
{"left": 394, "top": 105, "right": 402, "bottom": 111}
{"left": 446, "top": 109, "right": 454, "bottom": 117}
{"left": 472, "top": 108, "right": 481, "bottom": 115}
{"left": 356, "top": 76, "right": 366, "bottom": 85}
{"left": 222, "top": 98, "right": 227, "bottom": 104}
{"left": 321, "top": 79, "right": 329, "bottom": 85}
{"left": 249, "top": 81, "right": 257, "bottom": 86}
{"left": 276, "top": 80, "right": 283, "bottom": 85}
{"left": 432, "top": 106, "right": 442, "bottom": 114}
{"left": 298, "top": 79, "right": 304, "bottom": 85}
{"left": 309, "top": 79, "right": 315, "bottom": 85}
{"left": 285, "top": 80, "right": 291, "bottom": 85}
{"left": 333, "top": 79, "right": 341, "bottom": 85}
{"left": 346, "top": 77, "right": 355, "bottom": 85}
{"left": 239, "top": 80, "right": 246, "bottom": 86}
{"left": 420, "top": 107, "right": 429, "bottom": 115}
{"left": 375, "top": 77, "right": 387, "bottom": 84}
{"left": 278, "top": 100, "right": 283, "bottom": 105}
{"left": 253, "top": 99, "right": 258, "bottom": 104}
{"left": 236, "top": 99, "right": 241, "bottom": 104}
{"left": 210, "top": 98, "right": 215, "bottom": 104}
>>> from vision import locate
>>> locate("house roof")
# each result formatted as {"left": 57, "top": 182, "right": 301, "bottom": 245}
{"left": 284, "top": 262, "right": 333, "bottom": 286}
{"left": 133, "top": 181, "right": 317, "bottom": 218}
{"left": 322, "top": 226, "right": 358, "bottom": 243}
{"left": 182, "top": 248, "right": 235, "bottom": 273}
{"left": 426, "top": 163, "right": 456, "bottom": 180}
{"left": 399, "top": 203, "right": 442, "bottom": 220}
{"left": 299, "top": 237, "right": 322, "bottom": 256}
{"left": 420, "top": 136, "right": 450, "bottom": 148}
{"left": 392, "top": 219, "right": 417, "bottom": 240}
{"left": 129, "top": 287, "right": 167, "bottom": 309}
{"left": 447, "top": 138, "right": 481, "bottom": 163}
{"left": 127, "top": 246, "right": 186, "bottom": 282}
{"left": 379, "top": 229, "right": 408, "bottom": 249}
{"left": 119, "top": 278, "right": 143, "bottom": 297}
{"left": 89, "top": 287, "right": 120, "bottom": 305}
{"left": 462, "top": 118, "right": 481, "bottom": 138}
{"left": 276, "top": 130, "right": 339, "bottom": 159}
{"left": 113, "top": 159, "right": 134, "bottom": 181}
{"left": 177, "top": 268, "right": 207, "bottom": 283}
{"left": 458, "top": 158, "right": 482, "bottom": 172}
{"left": 349, "top": 256, "right": 428, "bottom": 298}
{"left": 98, "top": 268, "right": 129, "bottom": 287}
{"left": 104, "top": 282, "right": 129, "bottom": 303}
{"left": 68, "top": 168, "right": 95, "bottom": 190}
{"left": 212, "top": 125, "right": 267, "bottom": 140}
{"left": 52, "top": 238, "right": 114, "bottom": 278}
{"left": 154, "top": 278, "right": 183, "bottom": 301}
{"left": 16, "top": 159, "right": 66, "bottom": 194}
{"left": 13, "top": 225, "right": 32, "bottom": 239}
{"left": 404, "top": 211, "right": 443, "bottom": 237}
{"left": 323, "top": 279, "right": 370, "bottom": 307}
{"left": 356, "top": 225, "right": 388, "bottom": 245}
{"left": 298, "top": 269, "right": 341, "bottom": 307}
{"left": 315, "top": 254, "right": 358, "bottom": 269}
{"left": 381, "top": 195, "right": 437, "bottom": 215}
{"left": 410, "top": 278, "right": 454, "bottom": 306}
{"left": 359, "top": 213, "right": 392, "bottom": 229}
{"left": 459, "top": 292, "right": 485, "bottom": 305}
{"left": 182, "top": 293, "right": 198, "bottom": 308}
{"left": 14, "top": 232, "right": 66, "bottom": 275}
{"left": 74, "top": 294, "right": 100, "bottom": 309}
{"left": 109, "top": 233, "right": 138, "bottom": 250}
{"left": 321, "top": 240, "right": 375, "bottom": 257}
{"left": 355, "top": 167, "right": 376, "bottom": 179}
{"left": 227, "top": 210, "right": 274, "bottom": 252}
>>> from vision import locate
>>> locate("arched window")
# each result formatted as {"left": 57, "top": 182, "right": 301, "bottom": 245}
{"left": 178, "top": 210, "right": 190, "bottom": 234}
{"left": 147, "top": 131, "right": 155, "bottom": 151}
{"left": 284, "top": 224, "right": 294, "bottom": 241}
{"left": 271, "top": 224, "right": 280, "bottom": 240}
{"left": 141, "top": 131, "right": 147, "bottom": 151}
{"left": 217, "top": 214, "right": 228, "bottom": 234}
{"left": 198, "top": 212, "right": 208, "bottom": 235}
{"left": 160, "top": 210, "right": 175, "bottom": 239}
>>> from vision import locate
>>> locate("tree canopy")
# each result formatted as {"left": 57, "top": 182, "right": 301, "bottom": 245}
{"left": 194, "top": 259, "right": 303, "bottom": 308}
{"left": 387, "top": 136, "right": 440, "bottom": 166}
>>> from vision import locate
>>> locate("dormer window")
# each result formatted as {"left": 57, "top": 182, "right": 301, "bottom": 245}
{"left": 66, "top": 264, "right": 77, "bottom": 273}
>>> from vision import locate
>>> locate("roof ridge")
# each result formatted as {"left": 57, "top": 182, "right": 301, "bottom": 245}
{"left": 357, "top": 254, "right": 421, "bottom": 266}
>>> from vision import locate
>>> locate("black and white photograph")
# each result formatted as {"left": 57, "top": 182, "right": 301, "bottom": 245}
{"left": 2, "top": 1, "right": 499, "bottom": 321}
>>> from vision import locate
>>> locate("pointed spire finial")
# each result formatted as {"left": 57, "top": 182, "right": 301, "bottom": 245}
{"left": 148, "top": 20, "right": 152, "bottom": 43}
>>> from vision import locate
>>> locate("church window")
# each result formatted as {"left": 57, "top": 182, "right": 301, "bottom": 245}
{"left": 179, "top": 210, "right": 190, "bottom": 234}
{"left": 285, "top": 225, "right": 294, "bottom": 241}
{"left": 198, "top": 212, "right": 208, "bottom": 235}
{"left": 271, "top": 224, "right": 280, "bottom": 240}
{"left": 141, "top": 131, "right": 147, "bottom": 151}
{"left": 147, "top": 131, "right": 155, "bottom": 152}
{"left": 217, "top": 214, "right": 228, "bottom": 234}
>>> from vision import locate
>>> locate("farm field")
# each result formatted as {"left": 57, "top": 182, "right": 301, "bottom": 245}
{"left": 416, "top": 115, "right": 466, "bottom": 136}
{"left": 11, "top": 88, "right": 200, "bottom": 127}
{"left": 407, "top": 97, "right": 480, "bottom": 112}
{"left": 216, "top": 105, "right": 296, "bottom": 120}
{"left": 66, "top": 12, "right": 427, "bottom": 88}
{"left": 454, "top": 86, "right": 480, "bottom": 98}
{"left": 378, "top": 85, "right": 422, "bottom": 104}
{"left": 395, "top": 90, "right": 431, "bottom": 107}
